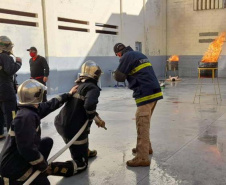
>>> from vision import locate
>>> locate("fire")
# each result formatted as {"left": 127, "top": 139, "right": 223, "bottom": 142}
{"left": 168, "top": 55, "right": 179, "bottom": 62}
{"left": 202, "top": 32, "right": 226, "bottom": 62}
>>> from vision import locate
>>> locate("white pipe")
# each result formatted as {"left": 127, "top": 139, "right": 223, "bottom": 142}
{"left": 23, "top": 120, "right": 89, "bottom": 185}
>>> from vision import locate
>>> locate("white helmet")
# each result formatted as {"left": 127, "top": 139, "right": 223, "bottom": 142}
{"left": 80, "top": 60, "right": 102, "bottom": 81}
{"left": 0, "top": 36, "right": 14, "bottom": 54}
{"left": 17, "top": 79, "right": 47, "bottom": 105}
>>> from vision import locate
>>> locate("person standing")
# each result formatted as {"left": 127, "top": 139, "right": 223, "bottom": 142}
{"left": 113, "top": 43, "right": 163, "bottom": 167}
{"left": 27, "top": 47, "right": 49, "bottom": 102}
{"left": 0, "top": 36, "right": 22, "bottom": 138}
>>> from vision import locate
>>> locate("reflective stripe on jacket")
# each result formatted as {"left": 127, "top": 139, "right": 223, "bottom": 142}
{"left": 115, "top": 46, "right": 163, "bottom": 106}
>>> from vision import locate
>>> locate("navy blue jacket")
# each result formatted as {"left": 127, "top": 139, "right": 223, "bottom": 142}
{"left": 114, "top": 46, "right": 163, "bottom": 106}
{"left": 55, "top": 79, "right": 100, "bottom": 139}
{"left": 0, "top": 52, "right": 21, "bottom": 101}
{"left": 0, "top": 93, "right": 71, "bottom": 180}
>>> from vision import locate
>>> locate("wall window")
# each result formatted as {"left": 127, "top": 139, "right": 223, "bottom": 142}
{"left": 0, "top": 8, "right": 38, "bottom": 27}
{"left": 135, "top": 42, "right": 142, "bottom": 52}
{"left": 95, "top": 23, "right": 118, "bottom": 35}
{"left": 194, "top": 0, "right": 226, "bottom": 11}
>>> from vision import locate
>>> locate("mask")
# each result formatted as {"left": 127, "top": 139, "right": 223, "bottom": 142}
{"left": 30, "top": 52, "right": 36, "bottom": 57}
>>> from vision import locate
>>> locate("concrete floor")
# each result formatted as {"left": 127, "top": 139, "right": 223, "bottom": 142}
{"left": 1, "top": 78, "right": 226, "bottom": 185}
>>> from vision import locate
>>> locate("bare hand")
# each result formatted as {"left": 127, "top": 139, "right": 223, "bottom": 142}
{"left": 69, "top": 85, "right": 78, "bottom": 95}
{"left": 43, "top": 77, "right": 48, "bottom": 82}
{"left": 16, "top": 57, "right": 22, "bottom": 63}
{"left": 94, "top": 115, "right": 107, "bottom": 130}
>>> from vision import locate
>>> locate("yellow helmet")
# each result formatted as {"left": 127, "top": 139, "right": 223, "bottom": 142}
{"left": 80, "top": 60, "right": 102, "bottom": 81}
{"left": 17, "top": 79, "right": 47, "bottom": 105}
{"left": 0, "top": 36, "right": 14, "bottom": 54}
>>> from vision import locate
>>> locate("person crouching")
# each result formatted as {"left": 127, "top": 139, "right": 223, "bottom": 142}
{"left": 0, "top": 79, "right": 77, "bottom": 185}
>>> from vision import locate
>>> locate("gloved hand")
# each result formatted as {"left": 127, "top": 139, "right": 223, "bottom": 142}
{"left": 94, "top": 115, "right": 107, "bottom": 130}
{"left": 33, "top": 159, "right": 48, "bottom": 172}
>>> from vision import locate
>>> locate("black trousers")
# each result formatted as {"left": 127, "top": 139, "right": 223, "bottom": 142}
{"left": 0, "top": 137, "right": 53, "bottom": 185}
{"left": 0, "top": 100, "right": 17, "bottom": 134}
{"left": 62, "top": 125, "right": 90, "bottom": 174}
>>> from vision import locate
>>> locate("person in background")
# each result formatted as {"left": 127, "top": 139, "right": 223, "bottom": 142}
{"left": 0, "top": 36, "right": 22, "bottom": 139}
{"left": 27, "top": 47, "right": 49, "bottom": 102}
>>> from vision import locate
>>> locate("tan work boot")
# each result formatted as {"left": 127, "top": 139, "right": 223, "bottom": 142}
{"left": 126, "top": 157, "right": 150, "bottom": 167}
{"left": 132, "top": 147, "right": 153, "bottom": 155}
{"left": 88, "top": 149, "right": 97, "bottom": 158}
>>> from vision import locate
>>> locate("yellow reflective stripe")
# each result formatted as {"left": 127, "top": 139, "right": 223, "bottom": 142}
{"left": 129, "top": 62, "right": 152, "bottom": 75}
{"left": 135, "top": 92, "right": 163, "bottom": 104}
{"left": 73, "top": 138, "right": 88, "bottom": 145}
{"left": 12, "top": 111, "right": 16, "bottom": 119}
{"left": 8, "top": 128, "right": 15, "bottom": 136}
{"left": 29, "top": 153, "right": 44, "bottom": 165}
{"left": 17, "top": 168, "right": 33, "bottom": 182}
{"left": 3, "top": 177, "right": 9, "bottom": 185}
{"left": 73, "top": 93, "right": 85, "bottom": 101}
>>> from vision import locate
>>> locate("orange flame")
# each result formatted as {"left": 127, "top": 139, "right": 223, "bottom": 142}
{"left": 168, "top": 55, "right": 179, "bottom": 62}
{"left": 202, "top": 32, "right": 226, "bottom": 62}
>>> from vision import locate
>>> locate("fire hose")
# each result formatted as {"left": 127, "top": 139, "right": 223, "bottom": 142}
{"left": 23, "top": 120, "right": 89, "bottom": 185}
{"left": 23, "top": 115, "right": 107, "bottom": 185}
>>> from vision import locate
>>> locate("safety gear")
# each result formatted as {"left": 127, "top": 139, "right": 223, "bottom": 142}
{"left": 126, "top": 157, "right": 150, "bottom": 167}
{"left": 48, "top": 161, "right": 75, "bottom": 177}
{"left": 48, "top": 160, "right": 87, "bottom": 177}
{"left": 88, "top": 149, "right": 97, "bottom": 158}
{"left": 0, "top": 94, "right": 71, "bottom": 181}
{"left": 17, "top": 79, "right": 47, "bottom": 105}
{"left": 114, "top": 46, "right": 163, "bottom": 106}
{"left": 94, "top": 115, "right": 106, "bottom": 129}
{"left": 30, "top": 52, "right": 36, "bottom": 57}
{"left": 113, "top": 43, "right": 126, "bottom": 55}
{"left": 80, "top": 60, "right": 102, "bottom": 81}
{"left": 0, "top": 36, "right": 14, "bottom": 54}
{"left": 54, "top": 79, "right": 101, "bottom": 170}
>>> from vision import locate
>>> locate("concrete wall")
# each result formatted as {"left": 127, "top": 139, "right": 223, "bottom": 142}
{"left": 0, "top": 0, "right": 167, "bottom": 93}
{"left": 0, "top": 0, "right": 45, "bottom": 74}
{"left": 167, "top": 0, "right": 226, "bottom": 77}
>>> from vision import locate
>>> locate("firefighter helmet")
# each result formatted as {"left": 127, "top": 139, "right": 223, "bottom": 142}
{"left": 17, "top": 79, "right": 47, "bottom": 105}
{"left": 0, "top": 36, "right": 14, "bottom": 54}
{"left": 80, "top": 60, "right": 102, "bottom": 81}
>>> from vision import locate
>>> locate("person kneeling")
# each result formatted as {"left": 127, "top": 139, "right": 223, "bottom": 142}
{"left": 49, "top": 61, "right": 106, "bottom": 177}
{"left": 0, "top": 79, "right": 77, "bottom": 185}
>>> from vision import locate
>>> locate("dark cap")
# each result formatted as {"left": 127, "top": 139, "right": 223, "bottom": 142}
{"left": 27, "top": 47, "right": 37, "bottom": 52}
{"left": 113, "top": 43, "right": 125, "bottom": 54}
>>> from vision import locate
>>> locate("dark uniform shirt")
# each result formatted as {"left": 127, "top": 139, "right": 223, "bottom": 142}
{"left": 29, "top": 55, "right": 49, "bottom": 78}
{"left": 0, "top": 93, "right": 71, "bottom": 180}
{"left": 54, "top": 79, "right": 100, "bottom": 140}
{"left": 0, "top": 52, "right": 21, "bottom": 101}
{"left": 114, "top": 46, "right": 163, "bottom": 106}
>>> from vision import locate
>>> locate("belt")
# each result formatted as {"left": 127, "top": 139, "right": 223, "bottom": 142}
{"left": 31, "top": 76, "right": 44, "bottom": 80}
